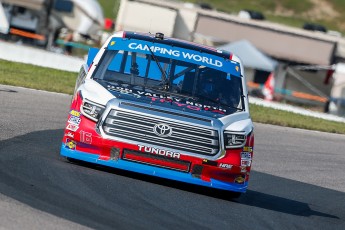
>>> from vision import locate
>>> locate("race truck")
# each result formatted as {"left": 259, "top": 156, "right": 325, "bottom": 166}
{"left": 60, "top": 31, "right": 254, "bottom": 196}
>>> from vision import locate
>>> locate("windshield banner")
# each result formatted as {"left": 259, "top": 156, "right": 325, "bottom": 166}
{"left": 107, "top": 38, "right": 241, "bottom": 77}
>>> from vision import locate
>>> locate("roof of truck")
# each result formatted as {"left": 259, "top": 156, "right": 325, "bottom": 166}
{"left": 123, "top": 31, "right": 235, "bottom": 61}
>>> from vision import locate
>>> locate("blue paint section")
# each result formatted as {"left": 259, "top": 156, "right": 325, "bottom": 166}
{"left": 107, "top": 38, "right": 241, "bottom": 77}
{"left": 60, "top": 145, "right": 247, "bottom": 193}
{"left": 87, "top": 48, "right": 100, "bottom": 67}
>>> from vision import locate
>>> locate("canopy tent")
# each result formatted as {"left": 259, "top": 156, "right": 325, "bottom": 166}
{"left": 218, "top": 40, "right": 277, "bottom": 72}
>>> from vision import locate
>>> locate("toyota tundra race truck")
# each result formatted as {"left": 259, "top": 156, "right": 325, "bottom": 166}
{"left": 60, "top": 31, "right": 254, "bottom": 196}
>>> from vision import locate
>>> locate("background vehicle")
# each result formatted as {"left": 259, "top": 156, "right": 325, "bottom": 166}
{"left": 61, "top": 31, "right": 254, "bottom": 196}
{"left": 0, "top": 0, "right": 104, "bottom": 49}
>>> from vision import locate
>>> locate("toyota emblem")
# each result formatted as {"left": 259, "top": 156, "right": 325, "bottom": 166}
{"left": 153, "top": 123, "right": 173, "bottom": 137}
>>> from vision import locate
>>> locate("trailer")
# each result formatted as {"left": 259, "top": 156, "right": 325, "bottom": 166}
{"left": 0, "top": 0, "right": 104, "bottom": 49}
{"left": 115, "top": 0, "right": 345, "bottom": 66}
{"left": 116, "top": 0, "right": 177, "bottom": 37}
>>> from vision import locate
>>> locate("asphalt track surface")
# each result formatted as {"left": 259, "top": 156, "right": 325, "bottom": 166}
{"left": 1, "top": 84, "right": 345, "bottom": 230}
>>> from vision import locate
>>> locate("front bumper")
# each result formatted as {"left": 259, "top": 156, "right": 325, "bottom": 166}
{"left": 61, "top": 145, "right": 248, "bottom": 193}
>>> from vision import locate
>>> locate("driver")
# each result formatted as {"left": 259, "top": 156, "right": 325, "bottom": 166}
{"left": 201, "top": 77, "right": 215, "bottom": 97}
{"left": 199, "top": 69, "right": 233, "bottom": 106}
{"left": 199, "top": 69, "right": 221, "bottom": 99}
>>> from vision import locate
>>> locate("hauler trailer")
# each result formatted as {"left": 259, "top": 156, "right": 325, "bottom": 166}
{"left": 0, "top": 0, "right": 104, "bottom": 49}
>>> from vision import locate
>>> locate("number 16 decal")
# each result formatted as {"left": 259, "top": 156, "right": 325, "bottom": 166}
{"left": 80, "top": 131, "right": 92, "bottom": 144}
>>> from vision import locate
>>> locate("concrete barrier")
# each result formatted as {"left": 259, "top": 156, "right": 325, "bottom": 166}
{"left": 0, "top": 40, "right": 84, "bottom": 72}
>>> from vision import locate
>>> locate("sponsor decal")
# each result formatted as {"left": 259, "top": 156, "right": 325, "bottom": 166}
{"left": 243, "top": 146, "right": 253, "bottom": 152}
{"left": 80, "top": 130, "right": 92, "bottom": 144}
{"left": 107, "top": 84, "right": 227, "bottom": 114}
{"left": 234, "top": 175, "right": 246, "bottom": 184}
{"left": 241, "top": 151, "right": 252, "bottom": 167}
{"left": 65, "top": 138, "right": 76, "bottom": 150}
{"left": 107, "top": 38, "right": 241, "bottom": 77}
{"left": 65, "top": 132, "right": 74, "bottom": 138}
{"left": 70, "top": 110, "right": 81, "bottom": 117}
{"left": 138, "top": 144, "right": 180, "bottom": 159}
{"left": 219, "top": 163, "right": 232, "bottom": 169}
{"left": 153, "top": 123, "right": 172, "bottom": 137}
{"left": 66, "top": 123, "right": 79, "bottom": 132}
{"left": 68, "top": 115, "right": 81, "bottom": 125}
{"left": 241, "top": 159, "right": 251, "bottom": 167}
{"left": 241, "top": 152, "right": 252, "bottom": 160}
{"left": 128, "top": 43, "right": 223, "bottom": 68}
{"left": 240, "top": 166, "right": 247, "bottom": 173}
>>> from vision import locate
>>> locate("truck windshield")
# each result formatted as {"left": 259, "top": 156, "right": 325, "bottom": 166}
{"left": 92, "top": 38, "right": 244, "bottom": 112}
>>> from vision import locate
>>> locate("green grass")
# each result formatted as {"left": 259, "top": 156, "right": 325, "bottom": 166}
{"left": 98, "top": 0, "right": 120, "bottom": 19}
{"left": 1, "top": 59, "right": 344, "bottom": 134}
{"left": 189, "top": 0, "right": 312, "bottom": 13}
{"left": 98, "top": 0, "right": 345, "bottom": 35}
{"left": 185, "top": 0, "right": 345, "bottom": 33}
{"left": 0, "top": 59, "right": 77, "bottom": 94}
{"left": 250, "top": 104, "right": 345, "bottom": 134}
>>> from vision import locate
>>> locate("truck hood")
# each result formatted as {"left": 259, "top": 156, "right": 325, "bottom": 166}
{"left": 92, "top": 79, "right": 240, "bottom": 119}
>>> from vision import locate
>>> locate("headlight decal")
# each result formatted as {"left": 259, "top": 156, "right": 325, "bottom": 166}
{"left": 224, "top": 131, "right": 247, "bottom": 149}
{"left": 81, "top": 99, "right": 105, "bottom": 122}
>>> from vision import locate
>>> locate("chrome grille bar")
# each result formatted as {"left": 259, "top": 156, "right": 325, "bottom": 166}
{"left": 112, "top": 110, "right": 215, "bottom": 136}
{"left": 105, "top": 118, "right": 217, "bottom": 144}
{"left": 103, "top": 127, "right": 215, "bottom": 153}
{"left": 102, "top": 109, "right": 220, "bottom": 156}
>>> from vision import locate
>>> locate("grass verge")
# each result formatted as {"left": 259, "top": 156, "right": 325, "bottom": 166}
{"left": 1, "top": 59, "right": 344, "bottom": 134}
{"left": 0, "top": 59, "right": 76, "bottom": 94}
{"left": 250, "top": 104, "right": 345, "bottom": 134}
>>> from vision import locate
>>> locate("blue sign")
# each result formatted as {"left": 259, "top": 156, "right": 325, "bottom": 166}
{"left": 107, "top": 38, "right": 241, "bottom": 77}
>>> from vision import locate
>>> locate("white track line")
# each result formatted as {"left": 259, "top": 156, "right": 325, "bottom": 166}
{"left": 0, "top": 84, "right": 70, "bottom": 97}
{"left": 250, "top": 97, "right": 345, "bottom": 123}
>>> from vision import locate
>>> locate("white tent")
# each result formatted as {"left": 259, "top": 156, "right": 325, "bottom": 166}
{"left": 218, "top": 40, "right": 277, "bottom": 72}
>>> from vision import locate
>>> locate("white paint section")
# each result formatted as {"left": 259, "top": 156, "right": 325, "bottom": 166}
{"left": 0, "top": 3, "right": 9, "bottom": 34}
{"left": 0, "top": 41, "right": 84, "bottom": 72}
{"left": 250, "top": 97, "right": 345, "bottom": 123}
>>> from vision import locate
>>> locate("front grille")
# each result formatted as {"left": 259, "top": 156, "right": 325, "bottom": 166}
{"left": 121, "top": 102, "right": 212, "bottom": 123}
{"left": 102, "top": 109, "right": 219, "bottom": 156}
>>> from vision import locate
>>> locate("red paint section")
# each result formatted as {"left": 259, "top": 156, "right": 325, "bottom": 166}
{"left": 123, "top": 151, "right": 190, "bottom": 172}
